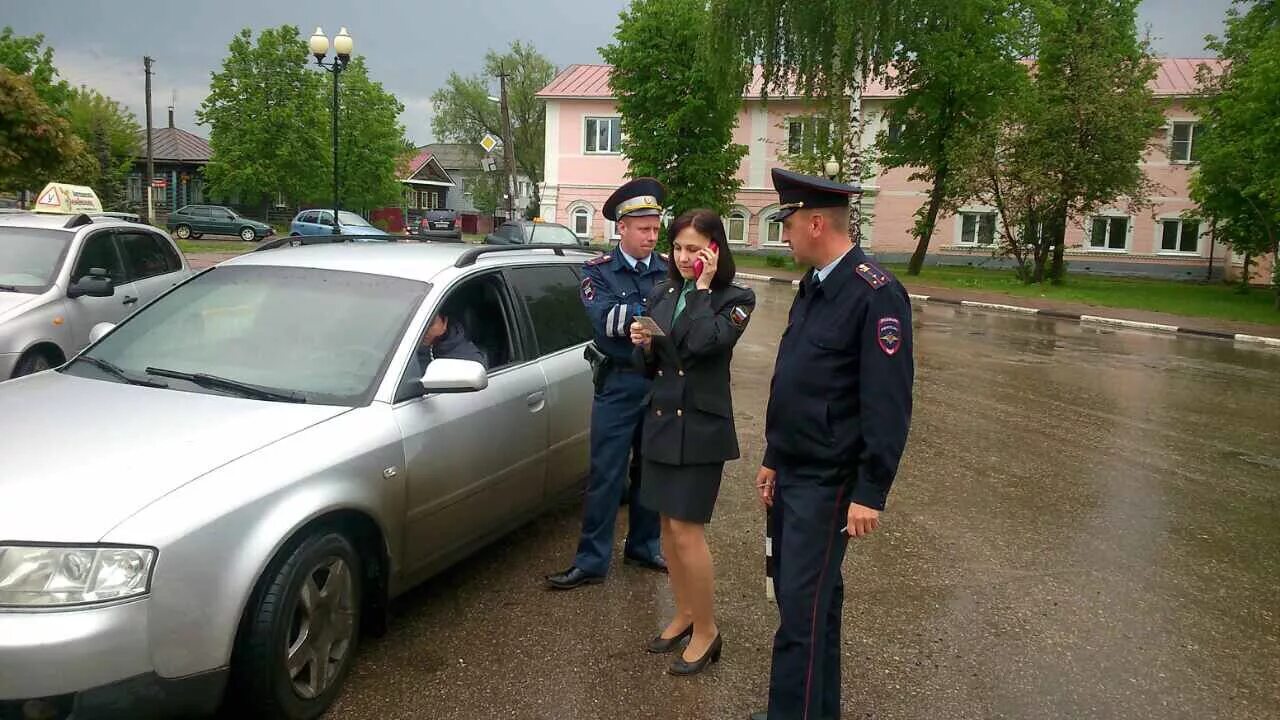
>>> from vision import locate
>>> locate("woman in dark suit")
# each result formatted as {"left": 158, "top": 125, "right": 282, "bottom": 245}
{"left": 629, "top": 209, "right": 755, "bottom": 676}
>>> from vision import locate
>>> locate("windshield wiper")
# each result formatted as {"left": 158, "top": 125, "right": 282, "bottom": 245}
{"left": 76, "top": 356, "right": 169, "bottom": 388}
{"left": 0, "top": 284, "right": 22, "bottom": 292}
{"left": 144, "top": 367, "right": 306, "bottom": 403}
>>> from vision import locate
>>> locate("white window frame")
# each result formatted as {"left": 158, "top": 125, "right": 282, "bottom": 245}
{"left": 1087, "top": 214, "right": 1132, "bottom": 253}
{"left": 1156, "top": 217, "right": 1204, "bottom": 256}
{"left": 568, "top": 203, "right": 593, "bottom": 238}
{"left": 758, "top": 205, "right": 786, "bottom": 247}
{"left": 955, "top": 210, "right": 998, "bottom": 247}
{"left": 1169, "top": 121, "right": 1202, "bottom": 164}
{"left": 725, "top": 208, "right": 750, "bottom": 246}
{"left": 605, "top": 219, "right": 621, "bottom": 240}
{"left": 584, "top": 116, "right": 622, "bottom": 155}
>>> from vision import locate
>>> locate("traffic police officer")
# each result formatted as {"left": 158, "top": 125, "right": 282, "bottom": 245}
{"left": 750, "top": 168, "right": 915, "bottom": 720}
{"left": 546, "top": 178, "right": 670, "bottom": 590}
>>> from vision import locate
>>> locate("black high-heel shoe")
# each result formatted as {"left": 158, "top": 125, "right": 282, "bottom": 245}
{"left": 668, "top": 633, "right": 722, "bottom": 675}
{"left": 645, "top": 623, "right": 693, "bottom": 654}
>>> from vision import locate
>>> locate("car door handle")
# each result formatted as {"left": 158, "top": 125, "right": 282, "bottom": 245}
{"left": 122, "top": 296, "right": 138, "bottom": 306}
{"left": 526, "top": 391, "right": 546, "bottom": 408}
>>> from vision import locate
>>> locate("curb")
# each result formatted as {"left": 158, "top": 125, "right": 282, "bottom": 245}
{"left": 737, "top": 273, "right": 1280, "bottom": 347}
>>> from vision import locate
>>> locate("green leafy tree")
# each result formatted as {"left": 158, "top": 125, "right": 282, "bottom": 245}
{"left": 0, "top": 68, "right": 89, "bottom": 192}
{"left": 1191, "top": 0, "right": 1280, "bottom": 307}
{"left": 0, "top": 27, "right": 71, "bottom": 114}
{"left": 955, "top": 0, "right": 1163, "bottom": 283}
{"left": 337, "top": 57, "right": 411, "bottom": 211}
{"left": 65, "top": 87, "right": 141, "bottom": 210}
{"left": 711, "top": 0, "right": 914, "bottom": 242}
{"left": 431, "top": 42, "right": 556, "bottom": 207}
{"left": 198, "top": 26, "right": 329, "bottom": 208}
{"left": 601, "top": 0, "right": 748, "bottom": 220}
{"left": 877, "top": 0, "right": 1034, "bottom": 275}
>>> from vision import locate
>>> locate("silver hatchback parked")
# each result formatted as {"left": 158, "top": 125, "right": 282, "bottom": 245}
{"left": 0, "top": 213, "right": 190, "bottom": 379}
{"left": 0, "top": 242, "right": 596, "bottom": 719}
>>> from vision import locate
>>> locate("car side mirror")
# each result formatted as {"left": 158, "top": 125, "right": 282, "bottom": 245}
{"left": 89, "top": 322, "right": 116, "bottom": 344}
{"left": 420, "top": 358, "right": 488, "bottom": 394}
{"left": 68, "top": 274, "right": 115, "bottom": 299}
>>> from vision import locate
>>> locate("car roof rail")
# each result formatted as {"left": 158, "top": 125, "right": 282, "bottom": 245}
{"left": 454, "top": 244, "right": 592, "bottom": 268}
{"left": 253, "top": 233, "right": 395, "bottom": 252}
{"left": 64, "top": 213, "right": 94, "bottom": 229}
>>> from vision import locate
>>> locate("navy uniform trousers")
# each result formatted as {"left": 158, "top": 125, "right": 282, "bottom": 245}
{"left": 768, "top": 462, "right": 853, "bottom": 720}
{"left": 572, "top": 368, "right": 662, "bottom": 577}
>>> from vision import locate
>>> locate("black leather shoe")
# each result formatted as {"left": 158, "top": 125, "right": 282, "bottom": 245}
{"left": 668, "top": 633, "right": 722, "bottom": 676}
{"left": 645, "top": 623, "right": 693, "bottom": 653}
{"left": 544, "top": 566, "right": 604, "bottom": 590}
{"left": 623, "top": 552, "right": 668, "bottom": 573}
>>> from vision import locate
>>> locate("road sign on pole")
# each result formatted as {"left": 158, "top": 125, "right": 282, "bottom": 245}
{"left": 479, "top": 133, "right": 500, "bottom": 154}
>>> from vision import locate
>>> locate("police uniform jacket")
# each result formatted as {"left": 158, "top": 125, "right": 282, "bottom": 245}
{"left": 635, "top": 280, "right": 756, "bottom": 466}
{"left": 763, "top": 247, "right": 914, "bottom": 510}
{"left": 579, "top": 251, "right": 670, "bottom": 366}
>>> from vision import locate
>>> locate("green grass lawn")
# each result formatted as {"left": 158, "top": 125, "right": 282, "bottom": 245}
{"left": 177, "top": 240, "right": 258, "bottom": 254}
{"left": 734, "top": 253, "right": 1280, "bottom": 326}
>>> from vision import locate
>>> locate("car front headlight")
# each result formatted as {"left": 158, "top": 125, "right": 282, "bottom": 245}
{"left": 0, "top": 545, "right": 155, "bottom": 608}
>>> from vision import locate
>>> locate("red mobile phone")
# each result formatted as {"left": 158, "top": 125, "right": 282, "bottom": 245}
{"left": 693, "top": 241, "right": 719, "bottom": 278}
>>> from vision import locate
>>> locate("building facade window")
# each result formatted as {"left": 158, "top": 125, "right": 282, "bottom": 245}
{"left": 1089, "top": 216, "right": 1130, "bottom": 251}
{"left": 959, "top": 211, "right": 997, "bottom": 246}
{"left": 1160, "top": 218, "right": 1200, "bottom": 254}
{"left": 726, "top": 210, "right": 748, "bottom": 245}
{"left": 787, "top": 116, "right": 830, "bottom": 156}
{"left": 570, "top": 206, "right": 592, "bottom": 237}
{"left": 584, "top": 117, "right": 622, "bottom": 154}
{"left": 1170, "top": 122, "right": 1204, "bottom": 163}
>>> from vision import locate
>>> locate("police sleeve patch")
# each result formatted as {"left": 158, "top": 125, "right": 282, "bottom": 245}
{"left": 731, "top": 305, "right": 751, "bottom": 329}
{"left": 877, "top": 316, "right": 902, "bottom": 356}
{"left": 580, "top": 276, "right": 595, "bottom": 302}
{"left": 855, "top": 262, "right": 890, "bottom": 289}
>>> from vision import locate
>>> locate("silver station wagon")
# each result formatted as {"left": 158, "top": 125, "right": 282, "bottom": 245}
{"left": 0, "top": 242, "right": 596, "bottom": 719}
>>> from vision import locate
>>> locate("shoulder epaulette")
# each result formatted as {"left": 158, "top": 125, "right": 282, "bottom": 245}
{"left": 854, "top": 261, "right": 890, "bottom": 289}
{"left": 585, "top": 253, "right": 611, "bottom": 267}
{"left": 731, "top": 279, "right": 751, "bottom": 290}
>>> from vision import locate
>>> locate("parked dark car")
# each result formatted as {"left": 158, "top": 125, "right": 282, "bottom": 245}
{"left": 415, "top": 209, "right": 462, "bottom": 242}
{"left": 166, "top": 205, "right": 273, "bottom": 242}
{"left": 484, "top": 220, "right": 583, "bottom": 247}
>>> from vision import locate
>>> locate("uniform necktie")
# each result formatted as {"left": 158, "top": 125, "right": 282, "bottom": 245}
{"left": 673, "top": 280, "right": 695, "bottom": 321}
{"left": 636, "top": 261, "right": 648, "bottom": 275}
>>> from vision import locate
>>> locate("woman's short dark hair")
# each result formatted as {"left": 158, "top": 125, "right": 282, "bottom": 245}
{"left": 666, "top": 209, "right": 737, "bottom": 289}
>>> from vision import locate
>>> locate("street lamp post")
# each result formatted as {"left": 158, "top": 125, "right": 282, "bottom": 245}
{"left": 310, "top": 27, "right": 353, "bottom": 234}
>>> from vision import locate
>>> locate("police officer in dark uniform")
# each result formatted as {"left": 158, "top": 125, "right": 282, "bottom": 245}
{"left": 750, "top": 168, "right": 915, "bottom": 720}
{"left": 546, "top": 178, "right": 670, "bottom": 590}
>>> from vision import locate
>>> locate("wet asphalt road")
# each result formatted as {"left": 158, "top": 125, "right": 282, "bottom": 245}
{"left": 323, "top": 281, "right": 1280, "bottom": 720}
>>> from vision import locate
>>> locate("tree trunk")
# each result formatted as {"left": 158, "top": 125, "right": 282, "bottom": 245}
{"left": 1049, "top": 201, "right": 1069, "bottom": 284}
{"left": 908, "top": 163, "right": 949, "bottom": 276}
{"left": 846, "top": 76, "right": 863, "bottom": 246}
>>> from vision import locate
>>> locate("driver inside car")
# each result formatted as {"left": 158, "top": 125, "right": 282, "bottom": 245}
{"left": 416, "top": 311, "right": 487, "bottom": 370}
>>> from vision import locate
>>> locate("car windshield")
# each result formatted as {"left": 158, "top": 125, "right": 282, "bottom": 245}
{"left": 66, "top": 265, "right": 428, "bottom": 406}
{"left": 0, "top": 228, "right": 72, "bottom": 293}
{"left": 338, "top": 211, "right": 373, "bottom": 227}
{"left": 525, "top": 224, "right": 580, "bottom": 246}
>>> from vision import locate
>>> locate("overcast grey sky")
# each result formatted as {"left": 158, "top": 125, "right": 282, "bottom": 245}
{"left": 2, "top": 0, "right": 1232, "bottom": 146}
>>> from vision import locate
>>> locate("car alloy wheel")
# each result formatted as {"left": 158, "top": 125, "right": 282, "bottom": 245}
{"left": 175, "top": 224, "right": 191, "bottom": 239}
{"left": 241, "top": 227, "right": 257, "bottom": 242}
{"left": 285, "top": 555, "right": 357, "bottom": 700}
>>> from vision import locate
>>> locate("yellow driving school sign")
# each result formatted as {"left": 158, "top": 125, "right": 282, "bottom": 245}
{"left": 33, "top": 182, "right": 103, "bottom": 215}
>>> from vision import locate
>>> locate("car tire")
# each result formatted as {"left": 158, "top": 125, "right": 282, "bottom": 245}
{"left": 229, "top": 531, "right": 362, "bottom": 720}
{"left": 175, "top": 224, "right": 192, "bottom": 240}
{"left": 12, "top": 350, "right": 54, "bottom": 378}
{"left": 241, "top": 227, "right": 258, "bottom": 242}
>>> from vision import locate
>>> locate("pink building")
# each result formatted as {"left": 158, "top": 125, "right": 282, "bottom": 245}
{"left": 537, "top": 59, "right": 1263, "bottom": 282}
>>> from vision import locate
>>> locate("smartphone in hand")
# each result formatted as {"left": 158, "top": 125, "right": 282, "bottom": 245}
{"left": 693, "top": 241, "right": 719, "bottom": 278}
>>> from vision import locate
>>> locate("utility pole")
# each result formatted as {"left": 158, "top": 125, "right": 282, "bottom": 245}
{"left": 144, "top": 56, "right": 155, "bottom": 225}
{"left": 497, "top": 65, "right": 518, "bottom": 220}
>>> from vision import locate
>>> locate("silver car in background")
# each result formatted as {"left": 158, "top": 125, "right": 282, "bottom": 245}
{"left": 0, "top": 242, "right": 596, "bottom": 719}
{"left": 0, "top": 213, "right": 190, "bottom": 379}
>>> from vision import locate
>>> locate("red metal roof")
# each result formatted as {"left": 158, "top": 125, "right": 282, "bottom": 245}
{"left": 538, "top": 58, "right": 1225, "bottom": 100}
